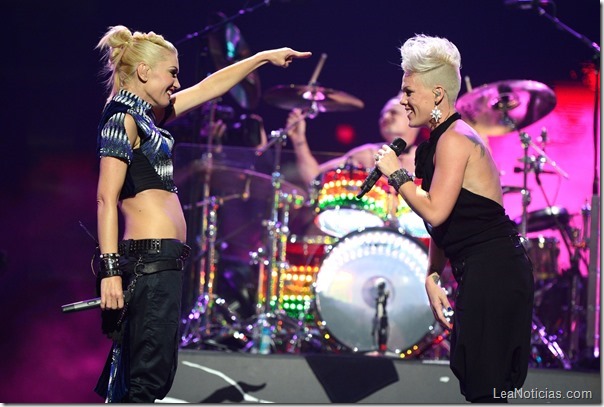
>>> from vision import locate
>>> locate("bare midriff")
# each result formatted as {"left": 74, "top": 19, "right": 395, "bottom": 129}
{"left": 120, "top": 189, "right": 186, "bottom": 242}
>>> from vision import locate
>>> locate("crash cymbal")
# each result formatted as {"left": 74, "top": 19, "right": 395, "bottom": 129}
{"left": 264, "top": 84, "right": 364, "bottom": 112}
{"left": 207, "top": 12, "right": 261, "bottom": 110}
{"left": 457, "top": 80, "right": 556, "bottom": 136}
{"left": 186, "top": 162, "right": 308, "bottom": 204}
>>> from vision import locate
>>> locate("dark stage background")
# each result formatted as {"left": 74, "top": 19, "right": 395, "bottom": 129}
{"left": 1, "top": 0, "right": 601, "bottom": 403}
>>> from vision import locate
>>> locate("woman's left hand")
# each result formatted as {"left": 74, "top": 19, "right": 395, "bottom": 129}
{"left": 375, "top": 144, "right": 400, "bottom": 177}
{"left": 425, "top": 275, "right": 453, "bottom": 330}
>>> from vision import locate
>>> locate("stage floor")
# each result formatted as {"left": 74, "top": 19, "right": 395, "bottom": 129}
{"left": 162, "top": 350, "right": 601, "bottom": 404}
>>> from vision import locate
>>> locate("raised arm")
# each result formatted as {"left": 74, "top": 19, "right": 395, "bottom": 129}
{"left": 170, "top": 48, "right": 312, "bottom": 121}
{"left": 285, "top": 108, "right": 321, "bottom": 185}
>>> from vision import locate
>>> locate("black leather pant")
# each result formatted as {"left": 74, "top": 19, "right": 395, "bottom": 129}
{"left": 119, "top": 239, "right": 189, "bottom": 403}
{"left": 448, "top": 236, "right": 534, "bottom": 403}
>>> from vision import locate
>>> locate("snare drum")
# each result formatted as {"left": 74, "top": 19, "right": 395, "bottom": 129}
{"left": 314, "top": 227, "right": 439, "bottom": 354}
{"left": 311, "top": 165, "right": 397, "bottom": 237}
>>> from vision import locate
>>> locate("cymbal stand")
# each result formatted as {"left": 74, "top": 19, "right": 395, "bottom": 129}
{"left": 181, "top": 194, "right": 219, "bottom": 347}
{"left": 514, "top": 128, "right": 572, "bottom": 369}
{"left": 517, "top": 131, "right": 532, "bottom": 240}
{"left": 247, "top": 108, "right": 319, "bottom": 354}
{"left": 180, "top": 150, "right": 243, "bottom": 348}
{"left": 246, "top": 128, "right": 290, "bottom": 353}
{"left": 517, "top": 129, "right": 569, "bottom": 234}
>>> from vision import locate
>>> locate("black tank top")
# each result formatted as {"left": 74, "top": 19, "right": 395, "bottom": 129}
{"left": 414, "top": 113, "right": 518, "bottom": 260}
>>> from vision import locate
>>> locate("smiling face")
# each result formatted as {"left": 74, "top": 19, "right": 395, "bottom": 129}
{"left": 399, "top": 72, "right": 435, "bottom": 129}
{"left": 138, "top": 50, "right": 181, "bottom": 108}
{"left": 378, "top": 97, "right": 419, "bottom": 146}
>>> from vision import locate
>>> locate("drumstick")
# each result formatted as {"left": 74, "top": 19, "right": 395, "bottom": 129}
{"left": 308, "top": 53, "right": 328, "bottom": 86}
{"left": 464, "top": 75, "right": 473, "bottom": 93}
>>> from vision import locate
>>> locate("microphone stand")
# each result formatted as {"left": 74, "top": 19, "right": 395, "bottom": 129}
{"left": 372, "top": 280, "right": 389, "bottom": 354}
{"left": 175, "top": 0, "right": 271, "bottom": 45}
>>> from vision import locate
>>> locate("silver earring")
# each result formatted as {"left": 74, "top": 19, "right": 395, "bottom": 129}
{"left": 430, "top": 105, "right": 442, "bottom": 123}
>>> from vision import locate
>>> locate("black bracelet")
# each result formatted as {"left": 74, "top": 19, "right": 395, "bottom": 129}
{"left": 99, "top": 253, "right": 122, "bottom": 279}
{"left": 388, "top": 168, "right": 414, "bottom": 191}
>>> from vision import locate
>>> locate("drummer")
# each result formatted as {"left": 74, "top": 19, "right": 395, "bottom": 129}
{"left": 285, "top": 95, "right": 427, "bottom": 186}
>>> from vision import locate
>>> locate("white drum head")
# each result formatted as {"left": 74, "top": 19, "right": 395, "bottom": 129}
{"left": 315, "top": 228, "right": 436, "bottom": 353}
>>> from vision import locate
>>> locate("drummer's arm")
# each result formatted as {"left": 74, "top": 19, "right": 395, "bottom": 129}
{"left": 316, "top": 144, "right": 377, "bottom": 172}
{"left": 293, "top": 143, "right": 322, "bottom": 185}
{"left": 286, "top": 109, "right": 321, "bottom": 184}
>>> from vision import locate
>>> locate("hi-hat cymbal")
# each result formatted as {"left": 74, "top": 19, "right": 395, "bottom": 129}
{"left": 457, "top": 80, "right": 556, "bottom": 136}
{"left": 264, "top": 84, "right": 364, "bottom": 112}
{"left": 207, "top": 12, "right": 261, "bottom": 110}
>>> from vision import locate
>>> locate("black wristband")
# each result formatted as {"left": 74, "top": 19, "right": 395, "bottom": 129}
{"left": 99, "top": 253, "right": 122, "bottom": 279}
{"left": 388, "top": 168, "right": 414, "bottom": 191}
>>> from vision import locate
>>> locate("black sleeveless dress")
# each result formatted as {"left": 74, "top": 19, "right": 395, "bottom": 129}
{"left": 415, "top": 113, "right": 535, "bottom": 402}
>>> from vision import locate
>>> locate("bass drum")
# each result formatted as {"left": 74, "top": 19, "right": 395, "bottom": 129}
{"left": 314, "top": 227, "right": 439, "bottom": 355}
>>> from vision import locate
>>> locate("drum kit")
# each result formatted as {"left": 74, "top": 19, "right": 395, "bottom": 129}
{"left": 175, "top": 11, "right": 594, "bottom": 366}
{"left": 176, "top": 99, "right": 446, "bottom": 358}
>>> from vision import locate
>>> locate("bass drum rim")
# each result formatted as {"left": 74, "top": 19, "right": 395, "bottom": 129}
{"left": 313, "top": 227, "right": 442, "bottom": 356}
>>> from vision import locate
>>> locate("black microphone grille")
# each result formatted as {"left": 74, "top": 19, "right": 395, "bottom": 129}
{"left": 390, "top": 138, "right": 407, "bottom": 155}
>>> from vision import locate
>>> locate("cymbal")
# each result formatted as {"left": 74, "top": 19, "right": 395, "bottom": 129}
{"left": 264, "top": 84, "right": 364, "bottom": 112}
{"left": 186, "top": 161, "right": 308, "bottom": 205}
{"left": 456, "top": 80, "right": 556, "bottom": 136}
{"left": 207, "top": 12, "right": 261, "bottom": 110}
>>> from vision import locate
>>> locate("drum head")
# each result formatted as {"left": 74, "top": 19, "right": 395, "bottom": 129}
{"left": 315, "top": 208, "right": 384, "bottom": 238}
{"left": 315, "top": 228, "right": 435, "bottom": 353}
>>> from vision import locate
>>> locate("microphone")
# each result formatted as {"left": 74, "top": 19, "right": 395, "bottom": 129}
{"left": 356, "top": 137, "right": 407, "bottom": 199}
{"left": 503, "top": 0, "right": 550, "bottom": 10}
{"left": 61, "top": 291, "right": 130, "bottom": 313}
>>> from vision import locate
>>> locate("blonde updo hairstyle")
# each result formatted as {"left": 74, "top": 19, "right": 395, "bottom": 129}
{"left": 400, "top": 34, "right": 462, "bottom": 103}
{"left": 96, "top": 25, "right": 177, "bottom": 102}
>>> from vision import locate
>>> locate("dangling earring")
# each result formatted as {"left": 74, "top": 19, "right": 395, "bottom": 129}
{"left": 430, "top": 105, "right": 442, "bottom": 124}
{"left": 431, "top": 90, "right": 443, "bottom": 124}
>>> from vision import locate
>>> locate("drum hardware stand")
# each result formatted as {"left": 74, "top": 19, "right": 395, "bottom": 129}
{"left": 521, "top": 132, "right": 588, "bottom": 365}
{"left": 559, "top": 203, "right": 593, "bottom": 363}
{"left": 245, "top": 55, "right": 329, "bottom": 353}
{"left": 517, "top": 0, "right": 601, "bottom": 364}
{"left": 372, "top": 278, "right": 389, "bottom": 354}
{"left": 248, "top": 124, "right": 308, "bottom": 353}
{"left": 511, "top": 123, "right": 574, "bottom": 368}
{"left": 531, "top": 313, "right": 572, "bottom": 369}
{"left": 180, "top": 148, "right": 248, "bottom": 348}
